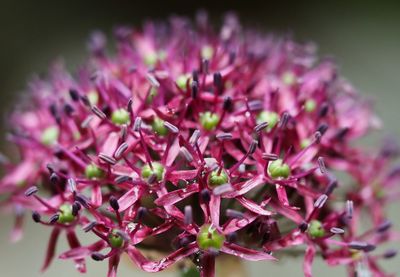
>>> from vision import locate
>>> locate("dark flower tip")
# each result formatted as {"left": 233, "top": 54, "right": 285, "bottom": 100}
{"left": 24, "top": 186, "right": 38, "bottom": 197}
{"left": 109, "top": 196, "right": 120, "bottom": 211}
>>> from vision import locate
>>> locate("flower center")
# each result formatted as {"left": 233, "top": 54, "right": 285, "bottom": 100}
{"left": 200, "top": 112, "right": 219, "bottom": 131}
{"left": 41, "top": 126, "right": 59, "bottom": 146}
{"left": 111, "top": 108, "right": 130, "bottom": 125}
{"left": 208, "top": 169, "right": 229, "bottom": 187}
{"left": 57, "top": 204, "right": 75, "bottom": 224}
{"left": 151, "top": 117, "right": 168, "bottom": 136}
{"left": 196, "top": 224, "right": 225, "bottom": 251}
{"left": 141, "top": 162, "right": 165, "bottom": 182}
{"left": 308, "top": 220, "right": 325, "bottom": 239}
{"left": 268, "top": 159, "right": 291, "bottom": 179}
{"left": 257, "top": 111, "right": 279, "bottom": 131}
{"left": 108, "top": 230, "right": 124, "bottom": 248}
{"left": 85, "top": 164, "right": 105, "bottom": 179}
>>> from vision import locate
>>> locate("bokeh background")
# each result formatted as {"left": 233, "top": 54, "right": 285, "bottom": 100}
{"left": 0, "top": 0, "right": 399, "bottom": 276}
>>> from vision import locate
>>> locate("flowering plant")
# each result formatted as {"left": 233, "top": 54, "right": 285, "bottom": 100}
{"left": 0, "top": 12, "right": 399, "bottom": 277}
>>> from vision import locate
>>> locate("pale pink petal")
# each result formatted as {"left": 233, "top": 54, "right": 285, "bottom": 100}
{"left": 210, "top": 195, "right": 221, "bottom": 227}
{"left": 168, "top": 170, "right": 198, "bottom": 183}
{"left": 221, "top": 243, "right": 277, "bottom": 261}
{"left": 108, "top": 254, "right": 120, "bottom": 277}
{"left": 223, "top": 212, "right": 258, "bottom": 234}
{"left": 59, "top": 240, "right": 107, "bottom": 260}
{"left": 303, "top": 245, "right": 316, "bottom": 277}
{"left": 154, "top": 183, "right": 199, "bottom": 206}
{"left": 101, "top": 132, "right": 120, "bottom": 157}
{"left": 236, "top": 196, "right": 274, "bottom": 216}
{"left": 165, "top": 138, "right": 180, "bottom": 166}
{"left": 91, "top": 185, "right": 103, "bottom": 207}
{"left": 224, "top": 175, "right": 265, "bottom": 197}
{"left": 41, "top": 227, "right": 61, "bottom": 272}
{"left": 118, "top": 186, "right": 143, "bottom": 212}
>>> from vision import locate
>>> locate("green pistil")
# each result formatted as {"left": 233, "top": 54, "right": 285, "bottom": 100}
{"left": 151, "top": 117, "right": 168, "bottom": 136}
{"left": 41, "top": 126, "right": 59, "bottom": 146}
{"left": 108, "top": 230, "right": 124, "bottom": 248}
{"left": 111, "top": 108, "right": 130, "bottom": 125}
{"left": 87, "top": 90, "right": 99, "bottom": 106}
{"left": 300, "top": 138, "right": 311, "bottom": 149}
{"left": 268, "top": 159, "right": 291, "bottom": 179}
{"left": 85, "top": 164, "right": 104, "bottom": 180}
{"left": 146, "top": 87, "right": 158, "bottom": 104}
{"left": 208, "top": 169, "right": 229, "bottom": 187}
{"left": 281, "top": 71, "right": 297, "bottom": 86}
{"left": 304, "top": 99, "right": 317, "bottom": 112}
{"left": 141, "top": 162, "right": 165, "bottom": 182}
{"left": 200, "top": 112, "right": 219, "bottom": 131}
{"left": 308, "top": 220, "right": 325, "bottom": 239}
{"left": 176, "top": 74, "right": 190, "bottom": 90}
{"left": 201, "top": 45, "right": 214, "bottom": 60}
{"left": 57, "top": 204, "right": 75, "bottom": 224}
{"left": 257, "top": 111, "right": 279, "bottom": 131}
{"left": 196, "top": 224, "right": 225, "bottom": 251}
{"left": 143, "top": 52, "right": 158, "bottom": 67}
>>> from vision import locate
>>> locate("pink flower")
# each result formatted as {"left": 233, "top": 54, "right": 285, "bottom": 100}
{"left": 0, "top": 12, "right": 398, "bottom": 276}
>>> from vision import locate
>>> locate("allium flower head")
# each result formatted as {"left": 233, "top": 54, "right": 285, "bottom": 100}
{"left": 0, "top": 12, "right": 399, "bottom": 277}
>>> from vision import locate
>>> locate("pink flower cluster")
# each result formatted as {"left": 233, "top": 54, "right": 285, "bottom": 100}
{"left": 0, "top": 12, "right": 399, "bottom": 277}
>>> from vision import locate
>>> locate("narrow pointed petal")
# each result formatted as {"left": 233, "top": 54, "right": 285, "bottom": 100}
{"left": 154, "top": 183, "right": 199, "bottom": 206}
{"left": 41, "top": 227, "right": 61, "bottom": 272}
{"left": 221, "top": 243, "right": 276, "bottom": 261}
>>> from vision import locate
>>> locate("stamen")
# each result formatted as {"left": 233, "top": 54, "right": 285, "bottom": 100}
{"left": 109, "top": 196, "right": 120, "bottom": 211}
{"left": 318, "top": 102, "right": 329, "bottom": 118}
{"left": 82, "top": 221, "right": 97, "bottom": 232}
{"left": 317, "top": 123, "right": 329, "bottom": 135}
{"left": 346, "top": 200, "right": 353, "bottom": 219}
{"left": 213, "top": 72, "right": 223, "bottom": 90}
{"left": 75, "top": 193, "right": 91, "bottom": 209}
{"left": 50, "top": 172, "right": 60, "bottom": 185}
{"left": 248, "top": 140, "right": 258, "bottom": 155}
{"left": 248, "top": 100, "right": 263, "bottom": 111}
{"left": 317, "top": 157, "right": 326, "bottom": 174}
{"left": 67, "top": 178, "right": 77, "bottom": 193}
{"left": 32, "top": 211, "right": 41, "bottom": 223}
{"left": 223, "top": 96, "right": 233, "bottom": 111}
{"left": 216, "top": 132, "right": 233, "bottom": 141}
{"left": 262, "top": 153, "right": 279, "bottom": 161}
{"left": 120, "top": 125, "right": 128, "bottom": 141}
{"left": 146, "top": 73, "right": 160, "bottom": 87}
{"left": 69, "top": 89, "right": 80, "bottom": 102}
{"left": 24, "top": 186, "right": 38, "bottom": 197}
{"left": 180, "top": 147, "right": 193, "bottom": 163}
{"left": 127, "top": 98, "right": 133, "bottom": 113}
{"left": 298, "top": 222, "right": 309, "bottom": 232}
{"left": 278, "top": 112, "right": 290, "bottom": 129}
{"left": 91, "top": 105, "right": 107, "bottom": 120}
{"left": 114, "top": 142, "right": 128, "bottom": 159}
{"left": 226, "top": 209, "right": 244, "bottom": 219}
{"left": 137, "top": 207, "right": 147, "bottom": 221}
{"left": 114, "top": 175, "right": 132, "bottom": 184}
{"left": 324, "top": 179, "right": 338, "bottom": 195}
{"left": 191, "top": 81, "right": 198, "bottom": 99}
{"left": 348, "top": 241, "right": 376, "bottom": 252}
{"left": 163, "top": 121, "right": 179, "bottom": 134}
{"left": 81, "top": 115, "right": 94, "bottom": 129}
{"left": 91, "top": 252, "right": 105, "bottom": 261}
{"left": 189, "top": 130, "right": 201, "bottom": 145}
{"left": 383, "top": 249, "right": 397, "bottom": 259}
{"left": 184, "top": 206, "right": 193, "bottom": 225}
{"left": 330, "top": 227, "right": 345, "bottom": 234}
{"left": 49, "top": 214, "right": 60, "bottom": 224}
{"left": 314, "top": 131, "right": 322, "bottom": 144}
{"left": 200, "top": 189, "right": 211, "bottom": 203}
{"left": 72, "top": 202, "right": 81, "bottom": 216}
{"left": 376, "top": 220, "right": 392, "bottom": 233}
{"left": 98, "top": 153, "right": 117, "bottom": 165}
{"left": 133, "top": 117, "right": 142, "bottom": 131}
{"left": 254, "top": 122, "right": 269, "bottom": 133}
{"left": 314, "top": 194, "right": 328, "bottom": 209}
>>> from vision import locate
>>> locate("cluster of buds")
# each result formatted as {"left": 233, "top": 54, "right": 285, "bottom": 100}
{"left": 0, "top": 12, "right": 399, "bottom": 277}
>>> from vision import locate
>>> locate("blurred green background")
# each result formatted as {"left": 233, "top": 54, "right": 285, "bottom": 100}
{"left": 0, "top": 0, "right": 399, "bottom": 276}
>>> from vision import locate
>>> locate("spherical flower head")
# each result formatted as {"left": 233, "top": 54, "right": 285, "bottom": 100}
{"left": 268, "top": 159, "right": 291, "bottom": 179}
{"left": 200, "top": 111, "right": 219, "bottom": 131}
{"left": 111, "top": 108, "right": 130, "bottom": 125}
{"left": 57, "top": 204, "right": 75, "bottom": 224}
{"left": 141, "top": 162, "right": 165, "bottom": 182}
{"left": 208, "top": 169, "right": 229, "bottom": 187}
{"left": 196, "top": 224, "right": 225, "bottom": 251}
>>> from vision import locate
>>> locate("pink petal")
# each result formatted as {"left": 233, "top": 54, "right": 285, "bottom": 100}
{"left": 126, "top": 242, "right": 198, "bottom": 272}
{"left": 66, "top": 230, "right": 86, "bottom": 273}
{"left": 200, "top": 254, "right": 215, "bottom": 277}
{"left": 221, "top": 243, "right": 277, "bottom": 261}
{"left": 224, "top": 141, "right": 254, "bottom": 164}
{"left": 154, "top": 183, "right": 199, "bottom": 206}
{"left": 41, "top": 227, "right": 61, "bottom": 272}
{"left": 236, "top": 196, "right": 274, "bottom": 216}
{"left": 167, "top": 170, "right": 198, "bottom": 183}
{"left": 118, "top": 186, "right": 143, "bottom": 212}
{"left": 210, "top": 195, "right": 221, "bottom": 227}
{"left": 165, "top": 138, "right": 180, "bottom": 166}
{"left": 108, "top": 254, "right": 120, "bottom": 277}
{"left": 10, "top": 210, "right": 24, "bottom": 242}
{"left": 224, "top": 175, "right": 265, "bottom": 197}
{"left": 59, "top": 240, "right": 107, "bottom": 260}
{"left": 223, "top": 212, "right": 258, "bottom": 234}
{"left": 269, "top": 201, "right": 304, "bottom": 224}
{"left": 91, "top": 185, "right": 103, "bottom": 207}
{"left": 101, "top": 132, "right": 120, "bottom": 157}
{"left": 275, "top": 184, "right": 290, "bottom": 206}
{"left": 303, "top": 245, "right": 316, "bottom": 277}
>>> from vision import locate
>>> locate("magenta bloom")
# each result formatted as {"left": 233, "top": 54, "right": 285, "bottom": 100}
{"left": 0, "top": 12, "right": 399, "bottom": 277}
